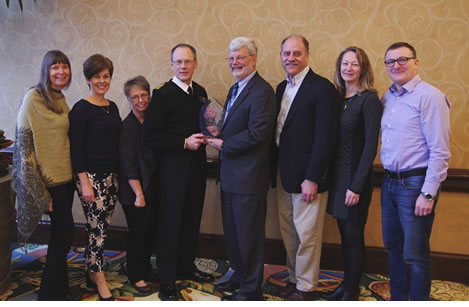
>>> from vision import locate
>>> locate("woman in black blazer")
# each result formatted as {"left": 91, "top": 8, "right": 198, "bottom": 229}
{"left": 118, "top": 75, "right": 157, "bottom": 294}
{"left": 323, "top": 47, "right": 382, "bottom": 301}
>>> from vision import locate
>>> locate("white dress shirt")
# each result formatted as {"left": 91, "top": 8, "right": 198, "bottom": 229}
{"left": 276, "top": 66, "right": 310, "bottom": 146}
{"left": 172, "top": 75, "right": 193, "bottom": 95}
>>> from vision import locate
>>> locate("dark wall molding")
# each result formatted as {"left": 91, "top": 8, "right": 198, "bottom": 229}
{"left": 207, "top": 160, "right": 469, "bottom": 193}
{"left": 22, "top": 223, "right": 469, "bottom": 284}
{"left": 372, "top": 164, "right": 469, "bottom": 193}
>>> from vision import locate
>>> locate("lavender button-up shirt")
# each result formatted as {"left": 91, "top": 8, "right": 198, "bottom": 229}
{"left": 380, "top": 74, "right": 451, "bottom": 195}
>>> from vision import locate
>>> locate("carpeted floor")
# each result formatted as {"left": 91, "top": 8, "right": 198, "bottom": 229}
{"left": 2, "top": 244, "right": 469, "bottom": 301}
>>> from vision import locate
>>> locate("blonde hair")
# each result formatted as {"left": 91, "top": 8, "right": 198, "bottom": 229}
{"left": 334, "top": 46, "right": 376, "bottom": 97}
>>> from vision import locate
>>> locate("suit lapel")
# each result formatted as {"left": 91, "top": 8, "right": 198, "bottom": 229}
{"left": 282, "top": 68, "right": 314, "bottom": 128}
{"left": 222, "top": 72, "right": 259, "bottom": 129}
{"left": 276, "top": 81, "right": 287, "bottom": 114}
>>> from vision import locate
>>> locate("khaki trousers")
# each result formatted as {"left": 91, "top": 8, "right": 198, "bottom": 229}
{"left": 277, "top": 173, "right": 328, "bottom": 292}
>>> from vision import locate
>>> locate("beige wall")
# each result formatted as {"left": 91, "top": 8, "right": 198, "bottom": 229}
{"left": 1, "top": 0, "right": 468, "bottom": 255}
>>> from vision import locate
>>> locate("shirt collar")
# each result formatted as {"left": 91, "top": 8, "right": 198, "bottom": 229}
{"left": 389, "top": 74, "right": 421, "bottom": 96}
{"left": 237, "top": 70, "right": 257, "bottom": 88}
{"left": 286, "top": 66, "right": 309, "bottom": 86}
{"left": 172, "top": 76, "right": 193, "bottom": 94}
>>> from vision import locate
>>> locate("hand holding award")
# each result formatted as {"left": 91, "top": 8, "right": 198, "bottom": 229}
{"left": 199, "top": 97, "right": 224, "bottom": 138}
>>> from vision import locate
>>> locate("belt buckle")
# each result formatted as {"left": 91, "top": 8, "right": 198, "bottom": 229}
{"left": 396, "top": 171, "right": 402, "bottom": 180}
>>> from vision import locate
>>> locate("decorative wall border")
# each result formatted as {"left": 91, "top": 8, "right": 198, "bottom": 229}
{"left": 206, "top": 160, "right": 469, "bottom": 193}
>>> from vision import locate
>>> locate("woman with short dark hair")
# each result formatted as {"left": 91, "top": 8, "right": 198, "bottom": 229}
{"left": 69, "top": 53, "right": 121, "bottom": 301}
{"left": 323, "top": 47, "right": 382, "bottom": 301}
{"left": 12, "top": 50, "right": 75, "bottom": 300}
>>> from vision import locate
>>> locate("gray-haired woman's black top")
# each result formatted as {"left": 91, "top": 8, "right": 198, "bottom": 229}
{"left": 326, "top": 90, "right": 382, "bottom": 222}
{"left": 118, "top": 111, "right": 157, "bottom": 205}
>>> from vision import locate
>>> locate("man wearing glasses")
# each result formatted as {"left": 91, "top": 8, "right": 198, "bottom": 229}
{"left": 143, "top": 43, "right": 213, "bottom": 300}
{"left": 206, "top": 37, "right": 276, "bottom": 300}
{"left": 380, "top": 42, "right": 451, "bottom": 300}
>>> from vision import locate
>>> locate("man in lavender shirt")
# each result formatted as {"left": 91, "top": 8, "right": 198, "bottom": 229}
{"left": 380, "top": 42, "right": 450, "bottom": 300}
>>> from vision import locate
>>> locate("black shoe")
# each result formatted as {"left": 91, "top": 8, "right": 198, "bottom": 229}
{"left": 158, "top": 283, "right": 178, "bottom": 301}
{"left": 98, "top": 293, "right": 115, "bottom": 301}
{"left": 222, "top": 292, "right": 263, "bottom": 301}
{"left": 277, "top": 282, "right": 296, "bottom": 298}
{"left": 180, "top": 269, "right": 214, "bottom": 283}
{"left": 215, "top": 280, "right": 241, "bottom": 293}
{"left": 321, "top": 282, "right": 345, "bottom": 300}
{"left": 87, "top": 273, "right": 115, "bottom": 301}
{"left": 287, "top": 289, "right": 321, "bottom": 301}
{"left": 341, "top": 289, "right": 360, "bottom": 301}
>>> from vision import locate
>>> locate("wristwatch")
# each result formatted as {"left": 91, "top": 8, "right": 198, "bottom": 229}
{"left": 421, "top": 192, "right": 434, "bottom": 201}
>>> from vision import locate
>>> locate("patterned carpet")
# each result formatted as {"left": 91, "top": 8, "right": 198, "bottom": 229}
{"left": 2, "top": 244, "right": 469, "bottom": 301}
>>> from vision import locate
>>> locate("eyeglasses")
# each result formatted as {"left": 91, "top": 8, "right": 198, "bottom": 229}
{"left": 281, "top": 51, "right": 303, "bottom": 57}
{"left": 384, "top": 57, "right": 416, "bottom": 67}
{"left": 226, "top": 56, "right": 248, "bottom": 63}
{"left": 172, "top": 60, "right": 195, "bottom": 66}
{"left": 129, "top": 93, "right": 149, "bottom": 102}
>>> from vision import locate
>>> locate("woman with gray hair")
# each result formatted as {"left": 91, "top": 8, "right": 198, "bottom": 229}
{"left": 118, "top": 75, "right": 157, "bottom": 293}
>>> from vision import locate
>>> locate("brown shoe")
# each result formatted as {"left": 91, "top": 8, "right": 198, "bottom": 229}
{"left": 278, "top": 282, "right": 296, "bottom": 298}
{"left": 287, "top": 289, "right": 321, "bottom": 301}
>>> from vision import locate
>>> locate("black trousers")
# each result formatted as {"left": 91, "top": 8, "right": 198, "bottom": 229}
{"left": 156, "top": 155, "right": 206, "bottom": 283}
{"left": 221, "top": 190, "right": 267, "bottom": 298}
{"left": 38, "top": 181, "right": 75, "bottom": 301}
{"left": 122, "top": 202, "right": 156, "bottom": 283}
{"left": 337, "top": 218, "right": 366, "bottom": 291}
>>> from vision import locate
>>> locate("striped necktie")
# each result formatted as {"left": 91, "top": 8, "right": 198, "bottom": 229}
{"left": 225, "top": 82, "right": 239, "bottom": 119}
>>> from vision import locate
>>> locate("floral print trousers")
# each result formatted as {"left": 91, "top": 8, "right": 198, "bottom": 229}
{"left": 75, "top": 172, "right": 118, "bottom": 272}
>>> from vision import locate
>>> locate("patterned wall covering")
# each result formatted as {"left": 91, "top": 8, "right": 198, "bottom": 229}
{"left": 1, "top": 0, "right": 468, "bottom": 169}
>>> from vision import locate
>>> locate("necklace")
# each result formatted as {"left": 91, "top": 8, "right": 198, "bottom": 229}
{"left": 101, "top": 105, "right": 110, "bottom": 114}
{"left": 344, "top": 95, "right": 356, "bottom": 110}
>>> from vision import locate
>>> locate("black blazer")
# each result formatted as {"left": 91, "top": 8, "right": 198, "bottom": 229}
{"left": 327, "top": 91, "right": 382, "bottom": 221}
{"left": 276, "top": 68, "right": 340, "bottom": 193}
{"left": 219, "top": 72, "right": 277, "bottom": 194}
{"left": 143, "top": 80, "right": 207, "bottom": 157}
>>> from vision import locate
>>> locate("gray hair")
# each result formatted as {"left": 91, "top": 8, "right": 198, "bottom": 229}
{"left": 123, "top": 75, "right": 150, "bottom": 98}
{"left": 228, "top": 37, "right": 257, "bottom": 56}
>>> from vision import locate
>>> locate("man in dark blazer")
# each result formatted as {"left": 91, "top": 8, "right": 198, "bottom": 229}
{"left": 275, "top": 35, "right": 339, "bottom": 301}
{"left": 143, "top": 43, "right": 213, "bottom": 301}
{"left": 207, "top": 37, "right": 276, "bottom": 301}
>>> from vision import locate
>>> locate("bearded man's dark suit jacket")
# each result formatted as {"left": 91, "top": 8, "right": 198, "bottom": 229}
{"left": 142, "top": 80, "right": 207, "bottom": 284}
{"left": 276, "top": 68, "right": 340, "bottom": 193}
{"left": 218, "top": 72, "right": 276, "bottom": 299}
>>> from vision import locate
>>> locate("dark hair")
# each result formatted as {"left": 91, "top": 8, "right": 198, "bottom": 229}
{"left": 123, "top": 75, "right": 150, "bottom": 97}
{"left": 281, "top": 34, "right": 309, "bottom": 52}
{"left": 334, "top": 46, "right": 377, "bottom": 97}
{"left": 385, "top": 42, "right": 417, "bottom": 58}
{"left": 34, "top": 49, "right": 72, "bottom": 114}
{"left": 170, "top": 43, "right": 197, "bottom": 62}
{"left": 83, "top": 54, "right": 113, "bottom": 81}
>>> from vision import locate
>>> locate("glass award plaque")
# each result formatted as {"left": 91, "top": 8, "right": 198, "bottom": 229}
{"left": 200, "top": 97, "right": 224, "bottom": 138}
